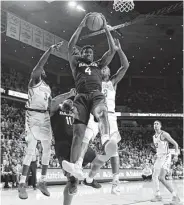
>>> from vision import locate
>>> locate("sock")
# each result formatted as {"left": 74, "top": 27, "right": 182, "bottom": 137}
{"left": 172, "top": 191, "right": 176, "bottom": 197}
{"left": 40, "top": 175, "right": 46, "bottom": 182}
{"left": 86, "top": 176, "right": 93, "bottom": 183}
{"left": 156, "top": 190, "right": 161, "bottom": 196}
{"left": 76, "top": 157, "right": 83, "bottom": 168}
{"left": 20, "top": 175, "right": 27, "bottom": 184}
{"left": 113, "top": 173, "right": 119, "bottom": 183}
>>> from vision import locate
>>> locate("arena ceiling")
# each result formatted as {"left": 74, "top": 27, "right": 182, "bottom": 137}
{"left": 1, "top": 1, "right": 183, "bottom": 77}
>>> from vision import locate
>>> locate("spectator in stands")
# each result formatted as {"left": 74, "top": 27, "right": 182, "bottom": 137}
{"left": 1, "top": 160, "right": 12, "bottom": 188}
{"left": 142, "top": 162, "right": 152, "bottom": 181}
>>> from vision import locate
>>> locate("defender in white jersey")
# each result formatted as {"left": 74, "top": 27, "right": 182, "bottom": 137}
{"left": 18, "top": 42, "right": 63, "bottom": 200}
{"left": 63, "top": 39, "right": 129, "bottom": 195}
{"left": 151, "top": 121, "right": 181, "bottom": 205}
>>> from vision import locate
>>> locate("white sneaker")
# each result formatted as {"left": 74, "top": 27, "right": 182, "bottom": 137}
{"left": 150, "top": 195, "right": 162, "bottom": 202}
{"left": 62, "top": 160, "right": 83, "bottom": 178}
{"left": 111, "top": 181, "right": 120, "bottom": 195}
{"left": 170, "top": 195, "right": 181, "bottom": 205}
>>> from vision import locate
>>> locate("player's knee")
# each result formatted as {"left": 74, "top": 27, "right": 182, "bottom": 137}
{"left": 104, "top": 139, "right": 117, "bottom": 157}
{"left": 158, "top": 175, "right": 165, "bottom": 182}
{"left": 41, "top": 140, "right": 51, "bottom": 165}
{"left": 83, "top": 128, "right": 93, "bottom": 144}
{"left": 110, "top": 132, "right": 121, "bottom": 144}
{"left": 94, "top": 106, "right": 107, "bottom": 121}
{"left": 111, "top": 151, "right": 119, "bottom": 158}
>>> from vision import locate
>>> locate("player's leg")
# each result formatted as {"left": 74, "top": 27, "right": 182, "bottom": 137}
{"left": 158, "top": 155, "right": 180, "bottom": 204}
{"left": 82, "top": 147, "right": 101, "bottom": 189}
{"left": 62, "top": 122, "right": 87, "bottom": 178}
{"left": 75, "top": 115, "right": 99, "bottom": 168}
{"left": 38, "top": 139, "right": 51, "bottom": 196}
{"left": 55, "top": 141, "right": 79, "bottom": 205}
{"left": 109, "top": 114, "right": 121, "bottom": 195}
{"left": 18, "top": 134, "right": 37, "bottom": 199}
{"left": 151, "top": 156, "right": 162, "bottom": 202}
{"left": 62, "top": 94, "right": 89, "bottom": 177}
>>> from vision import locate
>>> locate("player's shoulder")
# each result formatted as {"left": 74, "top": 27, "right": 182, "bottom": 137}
{"left": 162, "top": 130, "right": 169, "bottom": 136}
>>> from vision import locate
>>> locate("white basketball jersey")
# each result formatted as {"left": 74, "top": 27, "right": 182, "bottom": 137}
{"left": 102, "top": 81, "right": 116, "bottom": 112}
{"left": 26, "top": 81, "right": 51, "bottom": 110}
{"left": 153, "top": 131, "right": 169, "bottom": 156}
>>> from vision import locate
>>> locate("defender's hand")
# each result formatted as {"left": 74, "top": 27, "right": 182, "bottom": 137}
{"left": 114, "top": 39, "right": 121, "bottom": 51}
{"left": 51, "top": 42, "right": 63, "bottom": 51}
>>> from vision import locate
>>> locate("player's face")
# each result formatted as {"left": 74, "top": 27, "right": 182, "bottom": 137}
{"left": 101, "top": 66, "right": 110, "bottom": 78}
{"left": 154, "top": 121, "right": 161, "bottom": 130}
{"left": 81, "top": 48, "right": 94, "bottom": 62}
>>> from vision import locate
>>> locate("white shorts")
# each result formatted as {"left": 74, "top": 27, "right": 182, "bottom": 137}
{"left": 86, "top": 112, "right": 121, "bottom": 143}
{"left": 154, "top": 153, "right": 171, "bottom": 172}
{"left": 25, "top": 110, "right": 52, "bottom": 142}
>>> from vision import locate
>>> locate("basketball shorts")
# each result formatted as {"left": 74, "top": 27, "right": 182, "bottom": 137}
{"left": 73, "top": 90, "right": 106, "bottom": 125}
{"left": 25, "top": 110, "right": 52, "bottom": 142}
{"left": 55, "top": 140, "right": 96, "bottom": 168}
{"left": 86, "top": 112, "right": 121, "bottom": 143}
{"left": 154, "top": 153, "right": 171, "bottom": 172}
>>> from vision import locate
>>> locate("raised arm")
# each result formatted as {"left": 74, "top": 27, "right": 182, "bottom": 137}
{"left": 30, "top": 42, "right": 63, "bottom": 86}
{"left": 50, "top": 88, "right": 76, "bottom": 116}
{"left": 68, "top": 14, "right": 90, "bottom": 69}
{"left": 111, "top": 39, "right": 129, "bottom": 87}
{"left": 98, "top": 15, "right": 116, "bottom": 68}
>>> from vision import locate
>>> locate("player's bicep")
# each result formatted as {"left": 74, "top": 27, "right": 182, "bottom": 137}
{"left": 98, "top": 50, "right": 115, "bottom": 68}
{"left": 111, "top": 66, "right": 127, "bottom": 85}
{"left": 31, "top": 65, "right": 43, "bottom": 79}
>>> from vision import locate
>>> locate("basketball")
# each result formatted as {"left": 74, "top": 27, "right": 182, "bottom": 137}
{"left": 86, "top": 13, "right": 103, "bottom": 31}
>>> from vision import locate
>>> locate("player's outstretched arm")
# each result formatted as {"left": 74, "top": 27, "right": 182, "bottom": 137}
{"left": 50, "top": 88, "right": 76, "bottom": 116}
{"left": 163, "top": 132, "right": 180, "bottom": 161}
{"left": 30, "top": 42, "right": 63, "bottom": 83}
{"left": 97, "top": 15, "right": 116, "bottom": 68}
{"left": 111, "top": 39, "right": 129, "bottom": 87}
{"left": 68, "top": 13, "right": 90, "bottom": 68}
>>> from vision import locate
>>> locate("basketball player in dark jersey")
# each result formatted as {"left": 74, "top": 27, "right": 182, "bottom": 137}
{"left": 50, "top": 89, "right": 101, "bottom": 205}
{"left": 62, "top": 13, "right": 118, "bottom": 178}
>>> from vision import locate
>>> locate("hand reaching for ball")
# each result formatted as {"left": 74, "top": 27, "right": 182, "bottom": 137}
{"left": 114, "top": 39, "right": 122, "bottom": 51}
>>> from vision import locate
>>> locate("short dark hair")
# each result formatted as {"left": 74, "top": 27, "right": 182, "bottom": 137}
{"left": 154, "top": 120, "right": 162, "bottom": 126}
{"left": 81, "top": 45, "right": 94, "bottom": 55}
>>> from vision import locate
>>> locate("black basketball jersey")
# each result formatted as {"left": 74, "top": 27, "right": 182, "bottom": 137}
{"left": 74, "top": 61, "right": 102, "bottom": 93}
{"left": 51, "top": 110, "right": 73, "bottom": 143}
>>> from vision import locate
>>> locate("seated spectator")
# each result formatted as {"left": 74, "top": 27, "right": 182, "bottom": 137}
{"left": 142, "top": 163, "right": 152, "bottom": 181}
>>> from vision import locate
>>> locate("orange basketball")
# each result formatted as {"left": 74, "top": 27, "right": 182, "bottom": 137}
{"left": 86, "top": 13, "right": 103, "bottom": 31}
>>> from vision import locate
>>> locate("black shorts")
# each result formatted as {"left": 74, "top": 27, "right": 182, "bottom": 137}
{"left": 73, "top": 90, "right": 106, "bottom": 124}
{"left": 54, "top": 140, "right": 96, "bottom": 168}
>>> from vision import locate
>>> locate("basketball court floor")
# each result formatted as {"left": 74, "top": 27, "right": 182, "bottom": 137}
{"left": 1, "top": 180, "right": 183, "bottom": 205}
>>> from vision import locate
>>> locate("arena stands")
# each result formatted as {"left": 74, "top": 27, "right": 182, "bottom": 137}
{"left": 1, "top": 99, "right": 183, "bottom": 188}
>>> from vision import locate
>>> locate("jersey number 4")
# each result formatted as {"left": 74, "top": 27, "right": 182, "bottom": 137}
{"left": 85, "top": 67, "right": 91, "bottom": 75}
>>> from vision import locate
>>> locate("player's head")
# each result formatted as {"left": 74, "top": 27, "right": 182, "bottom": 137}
{"left": 154, "top": 120, "right": 162, "bottom": 131}
{"left": 81, "top": 45, "right": 94, "bottom": 63}
{"left": 59, "top": 99, "right": 73, "bottom": 114}
{"left": 101, "top": 66, "right": 111, "bottom": 79}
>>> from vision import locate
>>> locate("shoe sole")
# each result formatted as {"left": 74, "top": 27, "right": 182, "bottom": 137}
{"left": 37, "top": 185, "right": 50, "bottom": 197}
{"left": 62, "top": 161, "right": 83, "bottom": 178}
{"left": 82, "top": 181, "right": 101, "bottom": 189}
